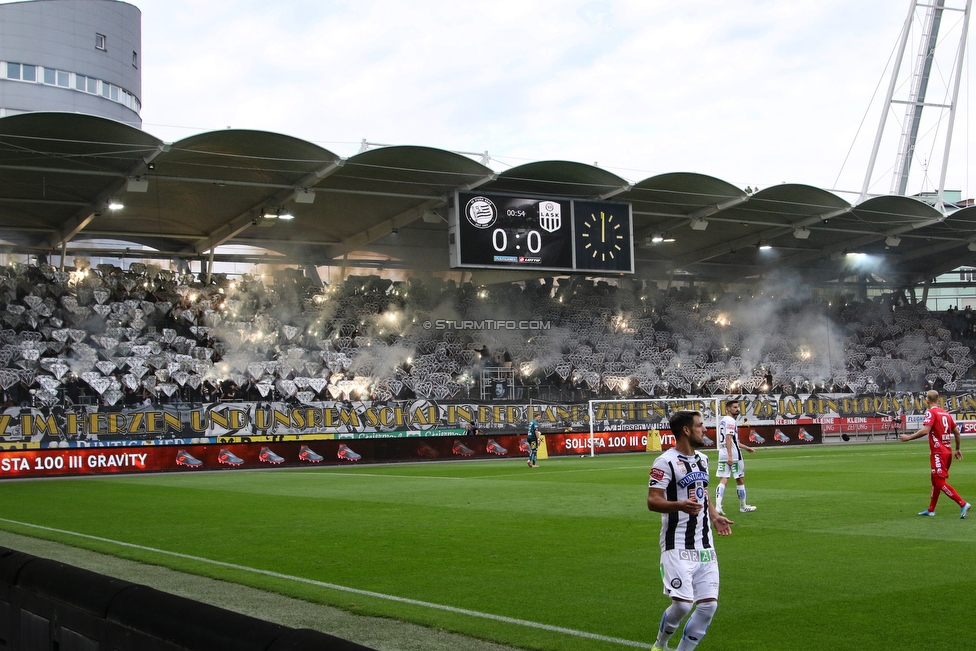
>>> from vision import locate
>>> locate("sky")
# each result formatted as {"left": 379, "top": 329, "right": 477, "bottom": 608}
{"left": 65, "top": 1, "right": 976, "bottom": 200}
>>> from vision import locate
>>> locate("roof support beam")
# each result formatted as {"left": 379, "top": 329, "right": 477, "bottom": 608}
{"left": 325, "top": 198, "right": 445, "bottom": 260}
{"left": 670, "top": 206, "right": 850, "bottom": 268}
{"left": 0, "top": 165, "right": 447, "bottom": 201}
{"left": 0, "top": 197, "right": 90, "bottom": 207}
{"left": 687, "top": 194, "right": 750, "bottom": 220}
{"left": 889, "top": 239, "right": 969, "bottom": 264}
{"left": 906, "top": 249, "right": 976, "bottom": 285}
{"left": 190, "top": 211, "right": 261, "bottom": 256}
{"left": 39, "top": 144, "right": 168, "bottom": 251}
{"left": 598, "top": 183, "right": 633, "bottom": 200}
{"left": 0, "top": 164, "right": 125, "bottom": 178}
{"left": 152, "top": 175, "right": 441, "bottom": 199}
{"left": 775, "top": 210, "right": 947, "bottom": 269}
{"left": 635, "top": 194, "right": 751, "bottom": 240}
{"left": 775, "top": 232, "right": 889, "bottom": 269}
{"left": 187, "top": 158, "right": 345, "bottom": 255}
{"left": 323, "top": 173, "right": 496, "bottom": 260}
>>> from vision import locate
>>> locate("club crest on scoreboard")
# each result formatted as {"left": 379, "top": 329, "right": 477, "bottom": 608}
{"left": 465, "top": 196, "right": 497, "bottom": 228}
{"left": 537, "top": 201, "right": 562, "bottom": 233}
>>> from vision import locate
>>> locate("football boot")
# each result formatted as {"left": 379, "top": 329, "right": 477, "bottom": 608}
{"left": 486, "top": 439, "right": 508, "bottom": 455}
{"left": 299, "top": 445, "right": 323, "bottom": 462}
{"left": 217, "top": 448, "right": 244, "bottom": 466}
{"left": 175, "top": 449, "right": 202, "bottom": 467}
{"left": 452, "top": 440, "right": 474, "bottom": 456}
{"left": 337, "top": 444, "right": 361, "bottom": 461}
{"left": 258, "top": 447, "right": 284, "bottom": 464}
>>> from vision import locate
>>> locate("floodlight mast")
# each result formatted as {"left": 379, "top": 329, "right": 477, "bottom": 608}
{"left": 936, "top": 2, "right": 973, "bottom": 206}
{"left": 859, "top": 0, "right": 972, "bottom": 204}
{"left": 891, "top": 1, "right": 945, "bottom": 197}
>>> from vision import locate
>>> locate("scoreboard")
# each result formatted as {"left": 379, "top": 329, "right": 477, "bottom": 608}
{"left": 449, "top": 192, "right": 634, "bottom": 274}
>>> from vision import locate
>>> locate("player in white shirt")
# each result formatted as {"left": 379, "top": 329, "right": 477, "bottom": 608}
{"left": 715, "top": 398, "right": 756, "bottom": 514}
{"left": 648, "top": 410, "right": 734, "bottom": 651}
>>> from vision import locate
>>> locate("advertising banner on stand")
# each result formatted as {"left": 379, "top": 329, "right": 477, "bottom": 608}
{"left": 735, "top": 424, "right": 822, "bottom": 447}
{"left": 546, "top": 431, "right": 666, "bottom": 455}
{"left": 0, "top": 421, "right": 824, "bottom": 479}
{"left": 0, "top": 393, "right": 928, "bottom": 451}
{"left": 0, "top": 434, "right": 536, "bottom": 479}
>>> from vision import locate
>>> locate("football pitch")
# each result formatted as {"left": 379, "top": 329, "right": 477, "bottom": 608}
{"left": 0, "top": 443, "right": 974, "bottom": 651}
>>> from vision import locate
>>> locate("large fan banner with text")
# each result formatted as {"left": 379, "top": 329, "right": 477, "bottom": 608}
{"left": 0, "top": 393, "right": 969, "bottom": 450}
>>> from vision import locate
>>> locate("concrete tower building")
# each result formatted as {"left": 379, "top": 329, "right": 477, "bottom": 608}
{"left": 0, "top": 0, "right": 141, "bottom": 127}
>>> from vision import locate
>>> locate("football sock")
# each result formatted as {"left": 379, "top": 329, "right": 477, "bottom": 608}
{"left": 737, "top": 485, "right": 747, "bottom": 506}
{"left": 656, "top": 600, "right": 692, "bottom": 648}
{"left": 928, "top": 480, "right": 941, "bottom": 512}
{"left": 929, "top": 477, "right": 965, "bottom": 511}
{"left": 676, "top": 600, "right": 717, "bottom": 650}
{"left": 938, "top": 479, "right": 966, "bottom": 507}
{"left": 715, "top": 484, "right": 725, "bottom": 509}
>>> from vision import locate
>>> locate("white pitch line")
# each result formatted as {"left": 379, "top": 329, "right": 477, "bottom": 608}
{"left": 0, "top": 518, "right": 654, "bottom": 649}
{"left": 291, "top": 472, "right": 464, "bottom": 480}
{"left": 462, "top": 466, "right": 652, "bottom": 480}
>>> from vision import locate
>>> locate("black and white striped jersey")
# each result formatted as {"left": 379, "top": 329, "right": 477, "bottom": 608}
{"left": 717, "top": 415, "right": 741, "bottom": 462}
{"left": 648, "top": 448, "right": 713, "bottom": 552}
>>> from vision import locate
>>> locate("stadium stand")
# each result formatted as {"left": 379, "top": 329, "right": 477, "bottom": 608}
{"left": 0, "top": 260, "right": 970, "bottom": 411}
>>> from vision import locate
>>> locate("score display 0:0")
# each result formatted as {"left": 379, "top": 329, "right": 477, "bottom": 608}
{"left": 492, "top": 229, "right": 542, "bottom": 253}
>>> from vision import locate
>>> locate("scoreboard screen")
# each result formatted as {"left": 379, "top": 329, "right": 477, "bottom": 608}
{"left": 450, "top": 192, "right": 633, "bottom": 274}
{"left": 573, "top": 200, "right": 633, "bottom": 272}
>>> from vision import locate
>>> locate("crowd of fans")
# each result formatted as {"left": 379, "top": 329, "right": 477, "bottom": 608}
{"left": 0, "top": 260, "right": 971, "bottom": 409}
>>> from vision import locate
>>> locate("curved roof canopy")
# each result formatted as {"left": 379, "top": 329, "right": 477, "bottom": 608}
{"left": 0, "top": 112, "right": 973, "bottom": 286}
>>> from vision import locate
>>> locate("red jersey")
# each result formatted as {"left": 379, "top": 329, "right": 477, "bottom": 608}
{"left": 923, "top": 406, "right": 956, "bottom": 455}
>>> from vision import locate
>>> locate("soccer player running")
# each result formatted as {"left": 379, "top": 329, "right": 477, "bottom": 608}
{"left": 715, "top": 398, "right": 757, "bottom": 514}
{"left": 648, "top": 411, "right": 733, "bottom": 651}
{"left": 900, "top": 390, "right": 972, "bottom": 518}
{"left": 526, "top": 418, "right": 540, "bottom": 468}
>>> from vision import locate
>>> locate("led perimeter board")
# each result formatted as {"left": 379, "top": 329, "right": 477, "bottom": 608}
{"left": 449, "top": 191, "right": 634, "bottom": 274}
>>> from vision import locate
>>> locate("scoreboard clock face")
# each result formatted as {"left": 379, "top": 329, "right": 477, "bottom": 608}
{"left": 573, "top": 200, "right": 633, "bottom": 272}
{"left": 455, "top": 192, "right": 573, "bottom": 270}
{"left": 452, "top": 192, "right": 633, "bottom": 274}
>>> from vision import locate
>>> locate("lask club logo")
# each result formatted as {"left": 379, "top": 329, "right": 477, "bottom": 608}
{"left": 538, "top": 201, "right": 561, "bottom": 233}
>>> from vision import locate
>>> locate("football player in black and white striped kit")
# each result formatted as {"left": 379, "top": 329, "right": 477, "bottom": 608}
{"left": 647, "top": 410, "right": 733, "bottom": 651}
{"left": 715, "top": 398, "right": 756, "bottom": 514}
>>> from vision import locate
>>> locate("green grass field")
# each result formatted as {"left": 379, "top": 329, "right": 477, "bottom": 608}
{"left": 0, "top": 443, "right": 973, "bottom": 651}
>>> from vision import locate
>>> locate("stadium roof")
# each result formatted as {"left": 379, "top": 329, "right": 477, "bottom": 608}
{"left": 1, "top": 111, "right": 974, "bottom": 287}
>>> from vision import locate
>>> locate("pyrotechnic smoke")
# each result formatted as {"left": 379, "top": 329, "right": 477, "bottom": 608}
{"left": 0, "top": 258, "right": 968, "bottom": 409}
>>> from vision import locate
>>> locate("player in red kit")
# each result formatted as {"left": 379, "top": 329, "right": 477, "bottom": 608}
{"left": 900, "top": 390, "right": 971, "bottom": 518}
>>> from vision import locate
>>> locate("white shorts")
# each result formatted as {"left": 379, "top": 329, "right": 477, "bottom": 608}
{"left": 659, "top": 549, "right": 720, "bottom": 602}
{"left": 716, "top": 459, "right": 744, "bottom": 479}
